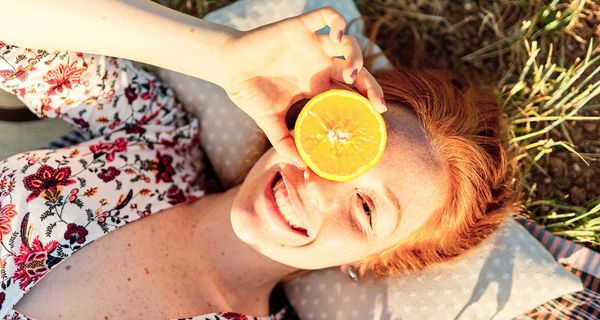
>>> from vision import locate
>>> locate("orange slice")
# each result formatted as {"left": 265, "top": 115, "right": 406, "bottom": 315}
{"left": 294, "top": 89, "right": 387, "bottom": 181}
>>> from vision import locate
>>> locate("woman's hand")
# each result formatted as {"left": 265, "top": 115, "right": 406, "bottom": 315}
{"left": 219, "top": 7, "right": 387, "bottom": 168}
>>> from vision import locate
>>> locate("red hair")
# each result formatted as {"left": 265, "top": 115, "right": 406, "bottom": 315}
{"left": 359, "top": 68, "right": 517, "bottom": 277}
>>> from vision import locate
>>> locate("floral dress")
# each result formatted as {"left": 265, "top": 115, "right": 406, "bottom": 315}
{"left": 0, "top": 41, "right": 282, "bottom": 320}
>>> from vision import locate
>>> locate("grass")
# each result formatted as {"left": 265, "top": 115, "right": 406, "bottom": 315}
{"left": 352, "top": 0, "right": 600, "bottom": 249}
{"left": 158, "top": 0, "right": 600, "bottom": 248}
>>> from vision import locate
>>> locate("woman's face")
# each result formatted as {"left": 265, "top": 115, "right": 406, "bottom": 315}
{"left": 231, "top": 105, "right": 450, "bottom": 270}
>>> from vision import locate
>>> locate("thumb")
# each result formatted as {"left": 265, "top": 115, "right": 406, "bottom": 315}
{"left": 256, "top": 115, "right": 306, "bottom": 169}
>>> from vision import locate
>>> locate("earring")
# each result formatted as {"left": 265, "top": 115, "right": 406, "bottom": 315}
{"left": 346, "top": 266, "right": 359, "bottom": 282}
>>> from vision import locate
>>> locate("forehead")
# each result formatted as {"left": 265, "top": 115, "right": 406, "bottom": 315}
{"left": 380, "top": 104, "right": 439, "bottom": 170}
{"left": 368, "top": 104, "right": 448, "bottom": 236}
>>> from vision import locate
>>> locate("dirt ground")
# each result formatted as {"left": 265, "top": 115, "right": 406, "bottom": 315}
{"left": 529, "top": 109, "right": 600, "bottom": 206}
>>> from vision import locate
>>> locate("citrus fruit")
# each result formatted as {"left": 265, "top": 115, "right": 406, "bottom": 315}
{"left": 294, "top": 89, "right": 387, "bottom": 181}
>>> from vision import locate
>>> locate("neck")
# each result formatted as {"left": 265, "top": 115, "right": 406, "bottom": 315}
{"left": 181, "top": 186, "right": 298, "bottom": 316}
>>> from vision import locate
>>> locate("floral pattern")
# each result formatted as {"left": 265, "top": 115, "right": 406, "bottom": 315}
{"left": 22, "top": 165, "right": 76, "bottom": 202}
{"left": 13, "top": 236, "right": 60, "bottom": 290}
{"left": 43, "top": 60, "right": 85, "bottom": 96}
{"left": 0, "top": 202, "right": 17, "bottom": 239}
{"left": 89, "top": 138, "right": 128, "bottom": 162}
{"left": 63, "top": 224, "right": 88, "bottom": 244}
{"left": 0, "top": 41, "right": 227, "bottom": 319}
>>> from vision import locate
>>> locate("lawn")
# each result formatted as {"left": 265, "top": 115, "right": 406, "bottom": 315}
{"left": 159, "top": 0, "right": 600, "bottom": 248}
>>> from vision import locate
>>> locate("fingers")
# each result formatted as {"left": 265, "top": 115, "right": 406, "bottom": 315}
{"left": 299, "top": 6, "right": 346, "bottom": 43}
{"left": 256, "top": 116, "right": 306, "bottom": 169}
{"left": 325, "top": 36, "right": 363, "bottom": 84}
{"left": 324, "top": 35, "right": 385, "bottom": 112}
{"left": 354, "top": 68, "right": 387, "bottom": 113}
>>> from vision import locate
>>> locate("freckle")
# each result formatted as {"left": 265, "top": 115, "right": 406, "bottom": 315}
{"left": 144, "top": 267, "right": 150, "bottom": 274}
{"left": 127, "top": 243, "right": 131, "bottom": 247}
{"left": 220, "top": 252, "right": 224, "bottom": 256}
{"left": 65, "top": 265, "right": 71, "bottom": 270}
{"left": 207, "top": 302, "right": 212, "bottom": 307}
{"left": 127, "top": 277, "right": 131, "bottom": 281}
{"left": 104, "top": 316, "right": 109, "bottom": 320}
{"left": 190, "top": 28, "right": 195, "bottom": 33}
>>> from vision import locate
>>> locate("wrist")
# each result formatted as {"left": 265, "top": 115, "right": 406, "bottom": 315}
{"left": 210, "top": 28, "right": 244, "bottom": 90}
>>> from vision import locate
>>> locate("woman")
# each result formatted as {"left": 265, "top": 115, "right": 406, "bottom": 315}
{"left": 0, "top": 0, "right": 513, "bottom": 319}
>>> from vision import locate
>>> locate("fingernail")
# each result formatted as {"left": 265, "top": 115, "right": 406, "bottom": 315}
{"left": 337, "top": 30, "right": 343, "bottom": 43}
{"left": 350, "top": 69, "right": 358, "bottom": 82}
{"left": 380, "top": 96, "right": 387, "bottom": 111}
{"left": 296, "top": 162, "right": 307, "bottom": 170}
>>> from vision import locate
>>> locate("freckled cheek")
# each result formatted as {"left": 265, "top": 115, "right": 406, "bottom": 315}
{"left": 306, "top": 227, "right": 368, "bottom": 262}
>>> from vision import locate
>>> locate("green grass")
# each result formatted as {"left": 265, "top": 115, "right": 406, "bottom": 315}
{"left": 158, "top": 0, "right": 600, "bottom": 247}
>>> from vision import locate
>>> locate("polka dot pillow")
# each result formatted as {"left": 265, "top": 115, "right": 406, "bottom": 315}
{"left": 154, "top": 0, "right": 583, "bottom": 318}
{"left": 284, "top": 218, "right": 582, "bottom": 319}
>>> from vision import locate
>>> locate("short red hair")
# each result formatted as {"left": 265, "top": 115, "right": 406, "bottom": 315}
{"left": 359, "top": 68, "right": 517, "bottom": 276}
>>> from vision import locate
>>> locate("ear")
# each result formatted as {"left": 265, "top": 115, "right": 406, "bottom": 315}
{"left": 340, "top": 264, "right": 359, "bottom": 273}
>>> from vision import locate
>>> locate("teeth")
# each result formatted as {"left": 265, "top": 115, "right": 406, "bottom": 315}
{"left": 272, "top": 178, "right": 306, "bottom": 230}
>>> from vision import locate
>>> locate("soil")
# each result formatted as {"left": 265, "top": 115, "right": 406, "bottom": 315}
{"left": 358, "top": 0, "right": 600, "bottom": 209}
{"left": 528, "top": 109, "right": 600, "bottom": 207}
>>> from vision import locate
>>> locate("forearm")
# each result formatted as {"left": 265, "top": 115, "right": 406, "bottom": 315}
{"left": 0, "top": 0, "right": 238, "bottom": 86}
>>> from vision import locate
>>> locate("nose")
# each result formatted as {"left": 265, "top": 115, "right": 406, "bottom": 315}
{"left": 302, "top": 167, "right": 343, "bottom": 213}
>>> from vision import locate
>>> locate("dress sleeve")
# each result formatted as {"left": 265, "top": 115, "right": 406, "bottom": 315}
{"left": 0, "top": 43, "right": 209, "bottom": 315}
{"left": 0, "top": 40, "right": 191, "bottom": 139}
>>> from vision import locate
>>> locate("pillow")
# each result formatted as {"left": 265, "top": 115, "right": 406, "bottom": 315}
{"left": 284, "top": 218, "right": 582, "bottom": 319}
{"left": 154, "top": 0, "right": 583, "bottom": 318}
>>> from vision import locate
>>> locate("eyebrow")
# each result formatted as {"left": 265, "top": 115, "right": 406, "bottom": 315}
{"left": 383, "top": 184, "right": 402, "bottom": 233}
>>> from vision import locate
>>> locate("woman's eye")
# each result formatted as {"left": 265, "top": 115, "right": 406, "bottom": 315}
{"left": 357, "top": 193, "right": 373, "bottom": 227}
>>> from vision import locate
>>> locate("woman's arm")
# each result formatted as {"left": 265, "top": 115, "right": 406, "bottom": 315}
{"left": 0, "top": 0, "right": 236, "bottom": 87}
{"left": 2, "top": 1, "right": 384, "bottom": 167}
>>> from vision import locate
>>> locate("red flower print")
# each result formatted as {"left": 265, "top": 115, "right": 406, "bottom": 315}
{"left": 166, "top": 185, "right": 186, "bottom": 205}
{"left": 67, "top": 188, "right": 79, "bottom": 202}
{"left": 153, "top": 152, "right": 175, "bottom": 183}
{"left": 125, "top": 85, "right": 138, "bottom": 104}
{"left": 125, "top": 123, "right": 146, "bottom": 135}
{"left": 64, "top": 223, "right": 88, "bottom": 244}
{"left": 22, "top": 165, "right": 76, "bottom": 202}
{"left": 219, "top": 312, "right": 249, "bottom": 320}
{"left": 98, "top": 166, "right": 121, "bottom": 182}
{"left": 43, "top": 61, "right": 85, "bottom": 95}
{"left": 72, "top": 117, "right": 90, "bottom": 129}
{"left": 0, "top": 291, "right": 4, "bottom": 309}
{"left": 89, "top": 137, "right": 128, "bottom": 162}
{"left": 0, "top": 63, "right": 35, "bottom": 83}
{"left": 0, "top": 202, "right": 18, "bottom": 240}
{"left": 13, "top": 237, "right": 60, "bottom": 290}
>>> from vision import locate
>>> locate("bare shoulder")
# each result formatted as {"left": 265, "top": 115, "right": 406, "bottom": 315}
{"left": 13, "top": 205, "right": 220, "bottom": 319}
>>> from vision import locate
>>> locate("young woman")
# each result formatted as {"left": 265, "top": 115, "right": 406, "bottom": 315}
{"left": 0, "top": 1, "right": 513, "bottom": 319}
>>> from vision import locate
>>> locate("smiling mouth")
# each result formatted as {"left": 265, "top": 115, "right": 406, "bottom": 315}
{"left": 271, "top": 172, "right": 308, "bottom": 237}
